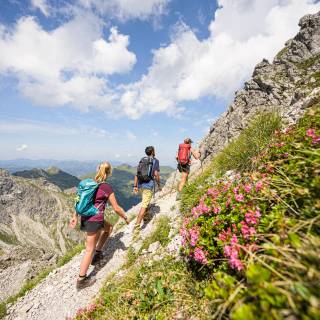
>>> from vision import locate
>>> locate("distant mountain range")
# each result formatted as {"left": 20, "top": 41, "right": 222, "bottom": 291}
{"left": 7, "top": 161, "right": 174, "bottom": 211}
{"left": 13, "top": 167, "right": 80, "bottom": 191}
{"left": 0, "top": 159, "right": 121, "bottom": 177}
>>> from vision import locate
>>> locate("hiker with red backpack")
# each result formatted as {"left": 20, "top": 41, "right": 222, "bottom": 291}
{"left": 69, "top": 162, "right": 129, "bottom": 290}
{"left": 176, "top": 138, "right": 200, "bottom": 199}
{"left": 133, "top": 146, "right": 161, "bottom": 235}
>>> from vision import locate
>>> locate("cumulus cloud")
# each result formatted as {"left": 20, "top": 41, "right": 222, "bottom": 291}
{"left": 0, "top": 13, "right": 136, "bottom": 112}
{"left": 16, "top": 144, "right": 28, "bottom": 152}
{"left": 118, "top": 0, "right": 320, "bottom": 118}
{"left": 79, "top": 0, "right": 169, "bottom": 21}
{"left": 1, "top": 0, "right": 319, "bottom": 120}
{"left": 31, "top": 0, "right": 50, "bottom": 17}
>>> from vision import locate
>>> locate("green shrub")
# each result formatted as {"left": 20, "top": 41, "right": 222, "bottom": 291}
{"left": 125, "top": 246, "right": 138, "bottom": 268}
{"left": 181, "top": 111, "right": 281, "bottom": 216}
{"left": 296, "top": 53, "right": 320, "bottom": 69}
{"left": 56, "top": 244, "right": 84, "bottom": 267}
{"left": 180, "top": 105, "right": 320, "bottom": 319}
{"left": 0, "top": 303, "right": 6, "bottom": 319}
{"left": 74, "top": 257, "right": 208, "bottom": 320}
{"left": 213, "top": 111, "right": 281, "bottom": 175}
{"left": 180, "top": 163, "right": 215, "bottom": 215}
{"left": 140, "top": 216, "right": 171, "bottom": 251}
{"left": 0, "top": 231, "right": 18, "bottom": 245}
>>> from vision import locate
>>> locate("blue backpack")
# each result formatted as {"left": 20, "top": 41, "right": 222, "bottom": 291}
{"left": 75, "top": 178, "right": 101, "bottom": 217}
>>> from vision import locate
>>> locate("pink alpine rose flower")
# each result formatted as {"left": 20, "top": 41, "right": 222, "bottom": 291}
{"left": 306, "top": 129, "right": 316, "bottom": 137}
{"left": 231, "top": 234, "right": 238, "bottom": 245}
{"left": 189, "top": 226, "right": 200, "bottom": 246}
{"left": 255, "top": 180, "right": 263, "bottom": 192}
{"left": 244, "top": 184, "right": 252, "bottom": 193}
{"left": 235, "top": 193, "right": 244, "bottom": 202}
{"left": 194, "top": 247, "right": 208, "bottom": 265}
{"left": 213, "top": 206, "right": 221, "bottom": 214}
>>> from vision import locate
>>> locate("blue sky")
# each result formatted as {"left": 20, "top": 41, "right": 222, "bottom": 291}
{"left": 0, "top": 0, "right": 319, "bottom": 166}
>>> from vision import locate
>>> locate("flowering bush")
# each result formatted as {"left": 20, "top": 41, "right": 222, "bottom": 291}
{"left": 180, "top": 172, "right": 269, "bottom": 271}
{"left": 180, "top": 105, "right": 320, "bottom": 319}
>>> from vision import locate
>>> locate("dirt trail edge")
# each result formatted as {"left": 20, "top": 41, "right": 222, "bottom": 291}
{"left": 6, "top": 192, "right": 179, "bottom": 320}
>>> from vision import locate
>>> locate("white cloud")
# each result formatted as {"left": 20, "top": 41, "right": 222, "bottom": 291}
{"left": 31, "top": 0, "right": 50, "bottom": 17}
{"left": 1, "top": 0, "right": 320, "bottom": 120}
{"left": 79, "top": 0, "right": 169, "bottom": 21}
{"left": 118, "top": 0, "right": 320, "bottom": 118}
{"left": 126, "top": 130, "right": 137, "bottom": 140}
{"left": 16, "top": 144, "right": 28, "bottom": 152}
{"left": 115, "top": 153, "right": 120, "bottom": 158}
{"left": 0, "top": 13, "right": 136, "bottom": 113}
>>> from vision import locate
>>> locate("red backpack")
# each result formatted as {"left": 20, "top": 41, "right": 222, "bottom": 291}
{"left": 178, "top": 144, "right": 191, "bottom": 165}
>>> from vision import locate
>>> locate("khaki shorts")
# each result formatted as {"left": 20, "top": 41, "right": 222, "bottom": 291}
{"left": 141, "top": 189, "right": 152, "bottom": 209}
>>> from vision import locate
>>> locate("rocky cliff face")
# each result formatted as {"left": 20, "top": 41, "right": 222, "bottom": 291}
{"left": 200, "top": 11, "right": 320, "bottom": 161}
{"left": 0, "top": 169, "right": 81, "bottom": 302}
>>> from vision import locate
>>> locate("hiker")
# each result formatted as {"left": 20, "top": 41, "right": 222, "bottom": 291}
{"left": 69, "top": 162, "right": 129, "bottom": 289}
{"left": 133, "top": 146, "right": 161, "bottom": 233}
{"left": 176, "top": 138, "right": 200, "bottom": 199}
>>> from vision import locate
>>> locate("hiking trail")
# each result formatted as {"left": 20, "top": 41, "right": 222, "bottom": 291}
{"left": 5, "top": 190, "right": 181, "bottom": 320}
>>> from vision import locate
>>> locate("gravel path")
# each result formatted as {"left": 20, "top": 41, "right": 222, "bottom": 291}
{"left": 6, "top": 192, "right": 178, "bottom": 320}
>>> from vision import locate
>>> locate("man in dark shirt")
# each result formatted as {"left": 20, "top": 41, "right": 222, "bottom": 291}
{"left": 133, "top": 146, "right": 161, "bottom": 234}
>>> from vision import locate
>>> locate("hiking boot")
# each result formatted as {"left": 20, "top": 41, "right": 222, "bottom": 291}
{"left": 76, "top": 275, "right": 96, "bottom": 290}
{"left": 91, "top": 250, "right": 103, "bottom": 265}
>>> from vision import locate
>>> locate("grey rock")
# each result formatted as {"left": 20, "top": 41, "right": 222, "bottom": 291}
{"left": 147, "top": 241, "right": 160, "bottom": 253}
{"left": 200, "top": 11, "right": 320, "bottom": 162}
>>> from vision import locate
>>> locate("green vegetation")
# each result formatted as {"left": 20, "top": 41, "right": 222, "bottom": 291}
{"left": 0, "top": 303, "right": 6, "bottom": 319}
{"left": 56, "top": 244, "right": 84, "bottom": 267}
{"left": 179, "top": 111, "right": 281, "bottom": 215}
{"left": 140, "top": 216, "right": 171, "bottom": 251}
{"left": 296, "top": 53, "right": 320, "bottom": 69}
{"left": 213, "top": 111, "right": 281, "bottom": 175}
{"left": 0, "top": 244, "right": 84, "bottom": 319}
{"left": 179, "top": 104, "right": 320, "bottom": 319}
{"left": 125, "top": 216, "right": 171, "bottom": 268}
{"left": 310, "top": 71, "right": 320, "bottom": 88}
{"left": 275, "top": 46, "right": 288, "bottom": 59}
{"left": 75, "top": 257, "right": 208, "bottom": 320}
{"left": 0, "top": 230, "right": 18, "bottom": 245}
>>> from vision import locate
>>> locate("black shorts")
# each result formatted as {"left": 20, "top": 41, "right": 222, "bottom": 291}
{"left": 177, "top": 163, "right": 190, "bottom": 173}
{"left": 80, "top": 220, "right": 104, "bottom": 233}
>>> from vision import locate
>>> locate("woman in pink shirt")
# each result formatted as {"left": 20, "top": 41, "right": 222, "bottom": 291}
{"left": 70, "top": 162, "right": 129, "bottom": 289}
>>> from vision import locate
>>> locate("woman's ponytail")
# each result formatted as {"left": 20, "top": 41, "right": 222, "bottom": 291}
{"left": 95, "top": 162, "right": 112, "bottom": 183}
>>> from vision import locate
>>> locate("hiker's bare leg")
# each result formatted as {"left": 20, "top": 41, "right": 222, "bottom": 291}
{"left": 136, "top": 207, "right": 147, "bottom": 226}
{"left": 178, "top": 172, "right": 189, "bottom": 192}
{"left": 79, "top": 230, "right": 101, "bottom": 276}
{"left": 95, "top": 222, "right": 113, "bottom": 251}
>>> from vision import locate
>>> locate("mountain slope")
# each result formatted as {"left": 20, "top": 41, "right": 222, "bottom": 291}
{"left": 13, "top": 167, "right": 80, "bottom": 191}
{"left": 200, "top": 11, "right": 320, "bottom": 163}
{"left": 0, "top": 170, "right": 81, "bottom": 303}
{"left": 2, "top": 10, "right": 320, "bottom": 320}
